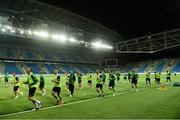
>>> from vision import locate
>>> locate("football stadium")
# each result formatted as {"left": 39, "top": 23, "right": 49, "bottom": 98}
{"left": 0, "top": 0, "right": 180, "bottom": 119}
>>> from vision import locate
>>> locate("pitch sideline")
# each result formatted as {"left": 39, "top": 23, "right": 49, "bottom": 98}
{"left": 0, "top": 87, "right": 149, "bottom": 118}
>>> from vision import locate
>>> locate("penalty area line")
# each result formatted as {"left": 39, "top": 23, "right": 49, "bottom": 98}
{"left": 0, "top": 87, "right": 147, "bottom": 118}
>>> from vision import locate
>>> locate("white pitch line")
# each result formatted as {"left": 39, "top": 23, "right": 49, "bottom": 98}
{"left": 0, "top": 87, "right": 147, "bottom": 118}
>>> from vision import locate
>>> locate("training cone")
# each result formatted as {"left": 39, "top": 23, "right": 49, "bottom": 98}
{"left": 159, "top": 84, "right": 167, "bottom": 91}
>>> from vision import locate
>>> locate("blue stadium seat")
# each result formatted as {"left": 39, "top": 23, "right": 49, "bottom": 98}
{"left": 4, "top": 62, "right": 22, "bottom": 74}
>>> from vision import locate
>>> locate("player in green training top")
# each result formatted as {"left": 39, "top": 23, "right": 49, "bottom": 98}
{"left": 12, "top": 73, "right": 23, "bottom": 99}
{"left": 69, "top": 70, "right": 76, "bottom": 97}
{"left": 87, "top": 74, "right": 92, "bottom": 88}
{"left": 166, "top": 70, "right": 171, "bottom": 83}
{"left": 123, "top": 72, "right": 128, "bottom": 83}
{"left": 156, "top": 72, "right": 161, "bottom": 86}
{"left": 96, "top": 70, "right": 104, "bottom": 97}
{"left": 109, "top": 71, "right": 116, "bottom": 96}
{"left": 128, "top": 72, "right": 132, "bottom": 83}
{"left": 4, "top": 73, "right": 9, "bottom": 87}
{"left": 39, "top": 71, "right": 46, "bottom": 96}
{"left": 131, "top": 70, "right": 139, "bottom": 92}
{"left": 145, "top": 71, "right": 151, "bottom": 87}
{"left": 24, "top": 67, "right": 41, "bottom": 111}
{"left": 77, "top": 72, "right": 83, "bottom": 89}
{"left": 102, "top": 71, "right": 106, "bottom": 85}
{"left": 51, "top": 69, "right": 63, "bottom": 105}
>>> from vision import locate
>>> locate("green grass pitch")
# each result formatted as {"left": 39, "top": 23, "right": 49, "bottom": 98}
{"left": 0, "top": 73, "right": 180, "bottom": 119}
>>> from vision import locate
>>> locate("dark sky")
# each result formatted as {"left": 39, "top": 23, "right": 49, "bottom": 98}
{"left": 39, "top": 0, "right": 180, "bottom": 40}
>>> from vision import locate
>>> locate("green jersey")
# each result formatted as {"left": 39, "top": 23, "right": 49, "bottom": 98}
{"left": 14, "top": 76, "right": 20, "bottom": 86}
{"left": 146, "top": 73, "right": 150, "bottom": 79}
{"left": 5, "top": 74, "right": 9, "bottom": 81}
{"left": 40, "top": 75, "right": 45, "bottom": 84}
{"left": 77, "top": 74, "right": 82, "bottom": 81}
{"left": 26, "top": 72, "right": 38, "bottom": 88}
{"left": 166, "top": 71, "right": 171, "bottom": 77}
{"left": 96, "top": 74, "right": 103, "bottom": 84}
{"left": 69, "top": 74, "right": 76, "bottom": 85}
{"left": 53, "top": 74, "right": 60, "bottom": 87}
{"left": 109, "top": 73, "right": 116, "bottom": 81}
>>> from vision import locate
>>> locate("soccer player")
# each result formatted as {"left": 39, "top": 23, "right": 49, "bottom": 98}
{"left": 4, "top": 73, "right": 9, "bottom": 87}
{"left": 96, "top": 70, "right": 104, "bottom": 97}
{"left": 24, "top": 67, "right": 41, "bottom": 111}
{"left": 166, "top": 70, "right": 171, "bottom": 83}
{"left": 131, "top": 70, "right": 138, "bottom": 92}
{"left": 87, "top": 74, "right": 92, "bottom": 88}
{"left": 156, "top": 72, "right": 161, "bottom": 86}
{"left": 12, "top": 73, "right": 23, "bottom": 99}
{"left": 69, "top": 70, "right": 76, "bottom": 97}
{"left": 109, "top": 71, "right": 116, "bottom": 96}
{"left": 116, "top": 71, "right": 120, "bottom": 85}
{"left": 102, "top": 71, "right": 106, "bottom": 85}
{"left": 77, "top": 72, "right": 83, "bottom": 89}
{"left": 154, "top": 71, "right": 158, "bottom": 83}
{"left": 128, "top": 72, "right": 132, "bottom": 83}
{"left": 51, "top": 69, "right": 63, "bottom": 105}
{"left": 145, "top": 72, "right": 151, "bottom": 87}
{"left": 39, "top": 71, "right": 46, "bottom": 96}
{"left": 123, "top": 72, "right": 127, "bottom": 83}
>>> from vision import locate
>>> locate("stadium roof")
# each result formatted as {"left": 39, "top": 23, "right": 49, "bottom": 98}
{"left": 0, "top": 0, "right": 122, "bottom": 43}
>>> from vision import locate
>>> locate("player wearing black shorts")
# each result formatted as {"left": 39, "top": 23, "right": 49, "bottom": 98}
{"left": 102, "top": 71, "right": 106, "bottom": 85}
{"left": 69, "top": 70, "right": 76, "bottom": 97}
{"left": 39, "top": 71, "right": 45, "bottom": 96}
{"left": 77, "top": 72, "right": 83, "bottom": 89}
{"left": 24, "top": 67, "right": 41, "bottom": 111}
{"left": 51, "top": 69, "right": 63, "bottom": 105}
{"left": 131, "top": 70, "right": 138, "bottom": 92}
{"left": 145, "top": 72, "right": 151, "bottom": 87}
{"left": 13, "top": 73, "right": 23, "bottom": 99}
{"left": 123, "top": 72, "right": 127, "bottom": 83}
{"left": 96, "top": 70, "right": 104, "bottom": 97}
{"left": 87, "top": 74, "right": 92, "bottom": 88}
{"left": 166, "top": 70, "right": 171, "bottom": 83}
{"left": 156, "top": 72, "right": 161, "bottom": 86}
{"left": 109, "top": 71, "right": 116, "bottom": 96}
{"left": 128, "top": 72, "right": 132, "bottom": 83}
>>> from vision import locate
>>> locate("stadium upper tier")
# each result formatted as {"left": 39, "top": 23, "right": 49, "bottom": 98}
{"left": 120, "top": 58, "right": 180, "bottom": 73}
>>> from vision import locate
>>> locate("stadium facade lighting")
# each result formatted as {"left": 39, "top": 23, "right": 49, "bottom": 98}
{"left": 4, "top": 25, "right": 12, "bottom": 30}
{"left": 33, "top": 31, "right": 49, "bottom": 38}
{"left": 11, "top": 29, "right": 15, "bottom": 33}
{"left": 28, "top": 30, "right": 32, "bottom": 35}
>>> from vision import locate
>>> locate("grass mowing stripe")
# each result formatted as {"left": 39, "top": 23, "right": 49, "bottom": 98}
{"left": 0, "top": 87, "right": 148, "bottom": 118}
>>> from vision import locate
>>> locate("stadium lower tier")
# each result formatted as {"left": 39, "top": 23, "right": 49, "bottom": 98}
{"left": 0, "top": 62, "right": 97, "bottom": 74}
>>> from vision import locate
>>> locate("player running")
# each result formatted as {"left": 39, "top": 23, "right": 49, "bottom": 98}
{"left": 87, "top": 74, "right": 93, "bottom": 88}
{"left": 131, "top": 70, "right": 139, "bottom": 92}
{"left": 12, "top": 73, "right": 23, "bottom": 99}
{"left": 69, "top": 70, "right": 76, "bottom": 97}
{"left": 123, "top": 72, "right": 128, "bottom": 83}
{"left": 65, "top": 73, "right": 69, "bottom": 91}
{"left": 156, "top": 72, "right": 161, "bottom": 86}
{"left": 4, "top": 73, "right": 9, "bottom": 87}
{"left": 39, "top": 71, "right": 46, "bottom": 96}
{"left": 77, "top": 72, "right": 83, "bottom": 89}
{"left": 51, "top": 69, "right": 63, "bottom": 105}
{"left": 24, "top": 67, "right": 41, "bottom": 111}
{"left": 102, "top": 71, "right": 106, "bottom": 85}
{"left": 166, "top": 70, "right": 171, "bottom": 83}
{"left": 109, "top": 71, "right": 116, "bottom": 96}
{"left": 128, "top": 72, "right": 132, "bottom": 83}
{"left": 145, "top": 72, "right": 151, "bottom": 87}
{"left": 96, "top": 70, "right": 104, "bottom": 97}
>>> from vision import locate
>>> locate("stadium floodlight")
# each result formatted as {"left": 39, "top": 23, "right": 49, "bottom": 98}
{"left": 4, "top": 25, "right": 12, "bottom": 30}
{"left": 2, "top": 28, "right": 6, "bottom": 32}
{"left": 28, "top": 30, "right": 32, "bottom": 35}
{"left": 69, "top": 37, "right": 77, "bottom": 43}
{"left": 33, "top": 31, "right": 49, "bottom": 38}
{"left": 11, "top": 29, "right": 15, "bottom": 33}
{"left": 91, "top": 41, "right": 113, "bottom": 50}
{"left": 59, "top": 34, "right": 67, "bottom": 42}
{"left": 20, "top": 30, "right": 24, "bottom": 34}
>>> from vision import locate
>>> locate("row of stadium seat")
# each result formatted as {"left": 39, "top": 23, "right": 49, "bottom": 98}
{"left": 120, "top": 58, "right": 180, "bottom": 73}
{"left": 0, "top": 47, "right": 97, "bottom": 63}
{"left": 1, "top": 62, "right": 97, "bottom": 74}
